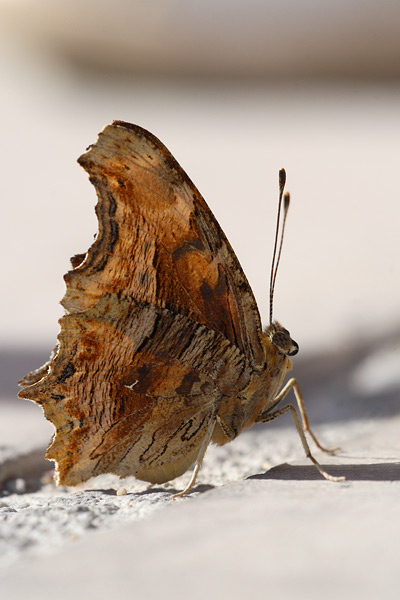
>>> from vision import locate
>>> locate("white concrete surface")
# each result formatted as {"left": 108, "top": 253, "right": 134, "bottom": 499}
{"left": 1, "top": 329, "right": 399, "bottom": 600}
{"left": 0, "top": 414, "right": 399, "bottom": 600}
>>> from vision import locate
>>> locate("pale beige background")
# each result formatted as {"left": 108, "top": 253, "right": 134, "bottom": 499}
{"left": 1, "top": 1, "right": 399, "bottom": 359}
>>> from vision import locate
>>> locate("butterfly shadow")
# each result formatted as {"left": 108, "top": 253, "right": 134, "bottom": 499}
{"left": 248, "top": 461, "right": 400, "bottom": 482}
{"left": 124, "top": 483, "right": 216, "bottom": 498}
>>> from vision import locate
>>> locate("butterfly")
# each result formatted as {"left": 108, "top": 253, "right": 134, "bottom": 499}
{"left": 18, "top": 121, "right": 342, "bottom": 496}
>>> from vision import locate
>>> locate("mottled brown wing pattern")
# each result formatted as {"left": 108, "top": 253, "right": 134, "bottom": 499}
{"left": 18, "top": 122, "right": 267, "bottom": 486}
{"left": 66, "top": 121, "right": 265, "bottom": 367}
{"left": 20, "top": 293, "right": 253, "bottom": 485}
{"left": 19, "top": 124, "right": 344, "bottom": 490}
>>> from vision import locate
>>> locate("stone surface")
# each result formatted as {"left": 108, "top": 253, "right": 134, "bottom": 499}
{"left": 0, "top": 422, "right": 399, "bottom": 600}
{"left": 1, "top": 330, "right": 400, "bottom": 599}
{"left": 1, "top": 379, "right": 399, "bottom": 600}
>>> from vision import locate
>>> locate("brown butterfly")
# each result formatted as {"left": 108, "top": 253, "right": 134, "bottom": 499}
{"left": 18, "top": 121, "right": 343, "bottom": 496}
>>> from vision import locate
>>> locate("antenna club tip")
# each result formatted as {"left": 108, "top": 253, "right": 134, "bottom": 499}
{"left": 279, "top": 168, "right": 286, "bottom": 189}
{"left": 284, "top": 191, "right": 290, "bottom": 210}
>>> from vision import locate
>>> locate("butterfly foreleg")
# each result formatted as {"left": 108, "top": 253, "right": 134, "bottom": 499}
{"left": 256, "top": 378, "right": 344, "bottom": 483}
{"left": 172, "top": 411, "right": 217, "bottom": 499}
{"left": 260, "top": 377, "right": 339, "bottom": 453}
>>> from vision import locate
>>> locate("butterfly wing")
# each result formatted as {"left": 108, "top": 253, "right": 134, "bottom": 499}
{"left": 18, "top": 121, "right": 264, "bottom": 485}
{"left": 66, "top": 121, "right": 265, "bottom": 367}
{"left": 20, "top": 294, "right": 252, "bottom": 485}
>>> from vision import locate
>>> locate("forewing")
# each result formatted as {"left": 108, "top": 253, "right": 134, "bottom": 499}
{"left": 68, "top": 121, "right": 265, "bottom": 367}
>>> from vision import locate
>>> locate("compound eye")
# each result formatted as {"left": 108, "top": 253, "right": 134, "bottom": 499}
{"left": 271, "top": 331, "right": 299, "bottom": 356}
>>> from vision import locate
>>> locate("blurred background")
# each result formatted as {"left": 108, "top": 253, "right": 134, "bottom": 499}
{"left": 1, "top": 1, "right": 399, "bottom": 423}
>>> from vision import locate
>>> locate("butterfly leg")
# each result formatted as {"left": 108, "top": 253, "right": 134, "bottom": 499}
{"left": 172, "top": 413, "right": 217, "bottom": 499}
{"left": 256, "top": 379, "right": 344, "bottom": 482}
{"left": 273, "top": 377, "right": 340, "bottom": 454}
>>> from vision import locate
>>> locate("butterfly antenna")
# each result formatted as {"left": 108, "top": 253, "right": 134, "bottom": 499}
{"left": 269, "top": 169, "right": 290, "bottom": 324}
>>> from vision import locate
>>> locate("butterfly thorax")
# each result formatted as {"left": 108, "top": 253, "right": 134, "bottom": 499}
{"left": 211, "top": 322, "right": 298, "bottom": 445}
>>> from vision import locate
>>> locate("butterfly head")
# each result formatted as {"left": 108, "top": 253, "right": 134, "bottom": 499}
{"left": 266, "top": 322, "right": 299, "bottom": 357}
